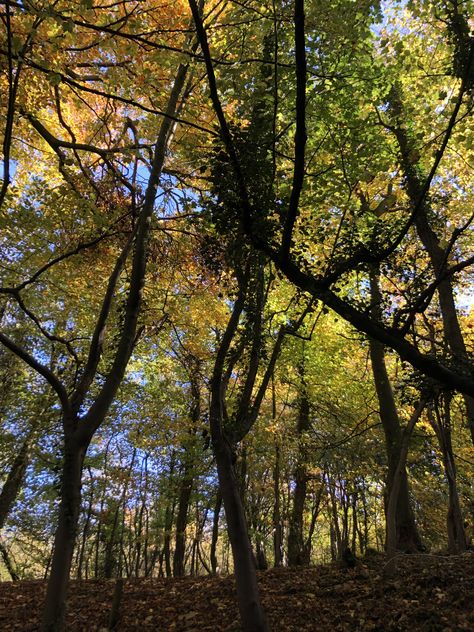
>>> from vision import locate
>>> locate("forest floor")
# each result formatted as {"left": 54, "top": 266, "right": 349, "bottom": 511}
{"left": 1, "top": 552, "right": 473, "bottom": 631}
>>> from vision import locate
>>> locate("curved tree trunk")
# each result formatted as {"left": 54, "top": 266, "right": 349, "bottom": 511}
{"left": 369, "top": 272, "right": 423, "bottom": 553}
{"left": 207, "top": 274, "right": 269, "bottom": 629}
{"left": 390, "top": 88, "right": 474, "bottom": 443}
{"left": 212, "top": 436, "right": 268, "bottom": 632}
{"left": 370, "top": 334, "right": 423, "bottom": 551}
{"left": 386, "top": 399, "right": 426, "bottom": 558}
{"left": 414, "top": 188, "right": 474, "bottom": 445}
{"left": 0, "top": 426, "right": 35, "bottom": 529}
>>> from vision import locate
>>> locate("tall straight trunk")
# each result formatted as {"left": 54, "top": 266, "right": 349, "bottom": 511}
{"left": 329, "top": 523, "right": 337, "bottom": 562}
{"left": 76, "top": 478, "right": 94, "bottom": 580}
{"left": 329, "top": 479, "right": 343, "bottom": 559}
{"left": 94, "top": 442, "right": 111, "bottom": 579}
{"left": 255, "top": 531, "right": 268, "bottom": 571}
{"left": 271, "top": 374, "right": 283, "bottom": 568}
{"left": 272, "top": 442, "right": 283, "bottom": 567}
{"left": 134, "top": 455, "right": 149, "bottom": 578}
{"left": 173, "top": 468, "right": 193, "bottom": 577}
{"left": 340, "top": 482, "right": 350, "bottom": 553}
{"left": 173, "top": 370, "right": 200, "bottom": 578}
{"left": 360, "top": 481, "right": 369, "bottom": 554}
{"left": 160, "top": 453, "right": 176, "bottom": 578}
{"left": 351, "top": 492, "right": 358, "bottom": 554}
{"left": 210, "top": 491, "right": 222, "bottom": 574}
{"left": 288, "top": 388, "right": 310, "bottom": 566}
{"left": 303, "top": 483, "right": 324, "bottom": 562}
{"left": 369, "top": 272, "right": 423, "bottom": 552}
{"left": 143, "top": 506, "right": 150, "bottom": 577}
{"left": 104, "top": 502, "right": 121, "bottom": 579}
{"left": 163, "top": 504, "right": 173, "bottom": 578}
{"left": 41, "top": 433, "right": 86, "bottom": 632}
{"left": 194, "top": 503, "right": 210, "bottom": 575}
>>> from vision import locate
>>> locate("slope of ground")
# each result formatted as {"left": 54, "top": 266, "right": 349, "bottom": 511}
{"left": 0, "top": 552, "right": 473, "bottom": 631}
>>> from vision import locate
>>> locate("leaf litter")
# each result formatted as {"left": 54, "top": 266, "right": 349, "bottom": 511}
{"left": 0, "top": 552, "right": 473, "bottom": 631}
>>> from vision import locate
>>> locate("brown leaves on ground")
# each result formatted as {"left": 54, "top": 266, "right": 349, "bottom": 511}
{"left": 1, "top": 552, "right": 473, "bottom": 631}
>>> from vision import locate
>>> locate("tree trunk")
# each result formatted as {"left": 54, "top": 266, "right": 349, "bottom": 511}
{"left": 415, "top": 197, "right": 474, "bottom": 445}
{"left": 104, "top": 502, "right": 121, "bottom": 579}
{"left": 0, "top": 541, "right": 19, "bottom": 580}
{"left": 303, "top": 483, "right": 324, "bottom": 563}
{"left": 351, "top": 492, "right": 358, "bottom": 554}
{"left": 369, "top": 272, "right": 423, "bottom": 553}
{"left": 272, "top": 443, "right": 283, "bottom": 567}
{"left": 163, "top": 504, "right": 173, "bottom": 578}
{"left": 173, "top": 468, "right": 193, "bottom": 577}
{"left": 213, "top": 437, "right": 269, "bottom": 632}
{"left": 288, "top": 388, "right": 310, "bottom": 566}
{"left": 386, "top": 399, "right": 426, "bottom": 558}
{"left": 210, "top": 491, "right": 222, "bottom": 574}
{"left": 429, "top": 398, "right": 467, "bottom": 553}
{"left": 40, "top": 435, "right": 86, "bottom": 632}
{"left": 76, "top": 475, "right": 94, "bottom": 579}
{"left": 390, "top": 88, "right": 474, "bottom": 443}
{"left": 329, "top": 479, "right": 343, "bottom": 559}
{"left": 0, "top": 427, "right": 35, "bottom": 529}
{"left": 174, "top": 366, "right": 200, "bottom": 578}
{"left": 360, "top": 480, "right": 369, "bottom": 554}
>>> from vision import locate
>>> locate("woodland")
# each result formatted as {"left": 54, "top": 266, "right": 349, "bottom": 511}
{"left": 0, "top": 0, "right": 473, "bottom": 630}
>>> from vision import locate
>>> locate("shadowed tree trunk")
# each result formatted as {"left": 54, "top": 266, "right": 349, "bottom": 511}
{"left": 173, "top": 470, "right": 193, "bottom": 577}
{"left": 76, "top": 468, "right": 94, "bottom": 580}
{"left": 272, "top": 441, "right": 283, "bottom": 567}
{"left": 0, "top": 424, "right": 36, "bottom": 530}
{"left": 0, "top": 541, "right": 19, "bottom": 581}
{"left": 41, "top": 434, "right": 86, "bottom": 631}
{"left": 389, "top": 87, "right": 474, "bottom": 444}
{"left": 208, "top": 272, "right": 270, "bottom": 632}
{"left": 369, "top": 271, "right": 423, "bottom": 553}
{"left": 161, "top": 455, "right": 177, "bottom": 579}
{"left": 174, "top": 365, "right": 201, "bottom": 578}
{"left": 386, "top": 399, "right": 427, "bottom": 558}
{"left": 288, "top": 364, "right": 311, "bottom": 566}
{"left": 429, "top": 395, "right": 467, "bottom": 553}
{"left": 211, "top": 433, "right": 268, "bottom": 632}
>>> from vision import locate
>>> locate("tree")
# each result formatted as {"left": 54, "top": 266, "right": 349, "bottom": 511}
{"left": 1, "top": 1, "right": 474, "bottom": 630}
{"left": 189, "top": 0, "right": 474, "bottom": 396}
{"left": 1, "top": 2, "right": 199, "bottom": 627}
